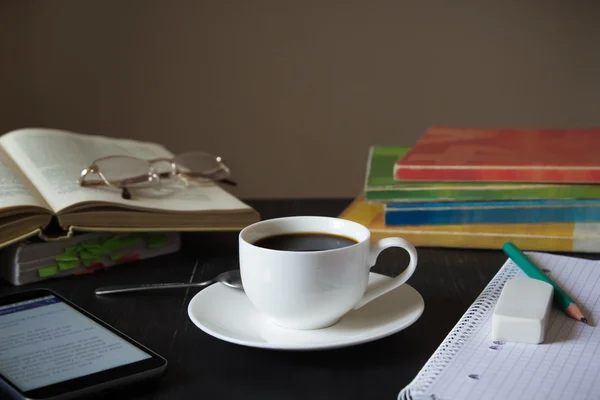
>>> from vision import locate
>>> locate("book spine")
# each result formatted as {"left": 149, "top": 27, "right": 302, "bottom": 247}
{"left": 338, "top": 196, "right": 600, "bottom": 253}
{"left": 384, "top": 205, "right": 600, "bottom": 226}
{"left": 385, "top": 199, "right": 600, "bottom": 208}
{"left": 393, "top": 165, "right": 600, "bottom": 184}
{"left": 369, "top": 230, "right": 593, "bottom": 253}
{"left": 365, "top": 185, "right": 600, "bottom": 202}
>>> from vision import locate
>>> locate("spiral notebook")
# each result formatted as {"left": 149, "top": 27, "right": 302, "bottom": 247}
{"left": 399, "top": 252, "right": 600, "bottom": 400}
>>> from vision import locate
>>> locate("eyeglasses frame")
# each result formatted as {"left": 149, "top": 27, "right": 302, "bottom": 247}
{"left": 78, "top": 154, "right": 235, "bottom": 199}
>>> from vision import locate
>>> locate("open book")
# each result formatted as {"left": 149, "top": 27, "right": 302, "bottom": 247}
{"left": 0, "top": 128, "right": 260, "bottom": 247}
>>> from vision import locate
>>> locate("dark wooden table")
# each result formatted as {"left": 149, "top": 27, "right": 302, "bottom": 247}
{"left": 0, "top": 199, "right": 524, "bottom": 399}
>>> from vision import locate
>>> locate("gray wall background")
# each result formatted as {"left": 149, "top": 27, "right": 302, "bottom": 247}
{"left": 1, "top": 1, "right": 599, "bottom": 198}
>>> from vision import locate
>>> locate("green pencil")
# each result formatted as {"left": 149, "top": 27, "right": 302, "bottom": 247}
{"left": 502, "top": 242, "right": 587, "bottom": 324}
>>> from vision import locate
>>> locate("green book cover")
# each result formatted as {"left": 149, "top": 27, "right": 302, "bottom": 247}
{"left": 364, "top": 146, "right": 600, "bottom": 202}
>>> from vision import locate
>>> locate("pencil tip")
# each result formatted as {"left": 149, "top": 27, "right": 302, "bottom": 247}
{"left": 581, "top": 317, "right": 588, "bottom": 323}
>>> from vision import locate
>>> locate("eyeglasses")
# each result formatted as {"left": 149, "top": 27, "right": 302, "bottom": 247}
{"left": 78, "top": 151, "right": 235, "bottom": 199}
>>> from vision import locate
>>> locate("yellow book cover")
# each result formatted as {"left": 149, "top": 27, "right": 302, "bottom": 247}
{"left": 339, "top": 195, "right": 600, "bottom": 253}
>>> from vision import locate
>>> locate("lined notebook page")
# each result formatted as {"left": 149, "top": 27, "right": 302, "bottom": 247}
{"left": 408, "top": 252, "right": 600, "bottom": 400}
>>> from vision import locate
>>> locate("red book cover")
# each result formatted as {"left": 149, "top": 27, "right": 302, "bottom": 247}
{"left": 394, "top": 127, "right": 600, "bottom": 183}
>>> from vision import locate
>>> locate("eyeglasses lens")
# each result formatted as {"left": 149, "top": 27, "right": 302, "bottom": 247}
{"left": 95, "top": 157, "right": 155, "bottom": 187}
{"left": 173, "top": 151, "right": 229, "bottom": 180}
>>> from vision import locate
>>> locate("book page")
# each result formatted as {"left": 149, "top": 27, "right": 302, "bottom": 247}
{"left": 409, "top": 252, "right": 600, "bottom": 400}
{"left": 0, "top": 148, "right": 48, "bottom": 211}
{"left": 0, "top": 128, "right": 249, "bottom": 213}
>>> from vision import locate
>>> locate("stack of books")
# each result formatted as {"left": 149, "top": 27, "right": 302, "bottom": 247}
{"left": 0, "top": 127, "right": 260, "bottom": 285}
{"left": 340, "top": 127, "right": 600, "bottom": 253}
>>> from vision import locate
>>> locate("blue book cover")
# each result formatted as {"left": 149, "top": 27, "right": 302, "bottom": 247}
{"left": 384, "top": 199, "right": 600, "bottom": 226}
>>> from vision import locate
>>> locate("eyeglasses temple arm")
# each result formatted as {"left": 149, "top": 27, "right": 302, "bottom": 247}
{"left": 217, "top": 178, "right": 237, "bottom": 186}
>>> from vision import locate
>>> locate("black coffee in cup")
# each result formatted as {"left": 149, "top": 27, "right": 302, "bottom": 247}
{"left": 253, "top": 233, "right": 358, "bottom": 252}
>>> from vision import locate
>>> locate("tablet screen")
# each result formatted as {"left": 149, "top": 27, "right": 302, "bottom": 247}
{"left": 0, "top": 295, "right": 151, "bottom": 392}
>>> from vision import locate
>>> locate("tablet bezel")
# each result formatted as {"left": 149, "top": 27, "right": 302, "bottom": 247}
{"left": 0, "top": 289, "right": 167, "bottom": 399}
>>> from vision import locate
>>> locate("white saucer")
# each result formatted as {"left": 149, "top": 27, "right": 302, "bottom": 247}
{"left": 187, "top": 272, "right": 425, "bottom": 350}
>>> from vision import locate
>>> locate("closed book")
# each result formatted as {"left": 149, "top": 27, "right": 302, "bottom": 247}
{"left": 339, "top": 195, "right": 600, "bottom": 253}
{"left": 365, "top": 146, "right": 600, "bottom": 202}
{"left": 394, "top": 126, "right": 600, "bottom": 183}
{"left": 384, "top": 199, "right": 600, "bottom": 226}
{"left": 0, "top": 231, "right": 181, "bottom": 285}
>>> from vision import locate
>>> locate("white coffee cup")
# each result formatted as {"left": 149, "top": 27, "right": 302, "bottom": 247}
{"left": 239, "top": 216, "right": 418, "bottom": 330}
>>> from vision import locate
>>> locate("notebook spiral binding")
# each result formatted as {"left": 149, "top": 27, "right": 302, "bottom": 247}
{"left": 398, "top": 261, "right": 520, "bottom": 400}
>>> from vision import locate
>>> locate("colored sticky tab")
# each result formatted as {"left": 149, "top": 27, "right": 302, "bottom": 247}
{"left": 55, "top": 254, "right": 79, "bottom": 262}
{"left": 83, "top": 258, "right": 102, "bottom": 267}
{"left": 62, "top": 247, "right": 79, "bottom": 257}
{"left": 85, "top": 248, "right": 104, "bottom": 258}
{"left": 147, "top": 233, "right": 168, "bottom": 249}
{"left": 82, "top": 244, "right": 102, "bottom": 254}
{"left": 79, "top": 250, "right": 99, "bottom": 261}
{"left": 109, "top": 252, "right": 128, "bottom": 261}
{"left": 101, "top": 235, "right": 123, "bottom": 251}
{"left": 121, "top": 236, "right": 143, "bottom": 247}
{"left": 38, "top": 265, "right": 58, "bottom": 277}
{"left": 57, "top": 260, "right": 79, "bottom": 271}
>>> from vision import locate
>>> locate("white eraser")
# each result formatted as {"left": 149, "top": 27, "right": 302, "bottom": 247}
{"left": 492, "top": 277, "right": 554, "bottom": 344}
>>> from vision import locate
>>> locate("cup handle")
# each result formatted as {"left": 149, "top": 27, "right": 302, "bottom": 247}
{"left": 353, "top": 237, "right": 418, "bottom": 309}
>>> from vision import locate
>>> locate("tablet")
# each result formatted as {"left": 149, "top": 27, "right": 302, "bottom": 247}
{"left": 0, "top": 289, "right": 167, "bottom": 400}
